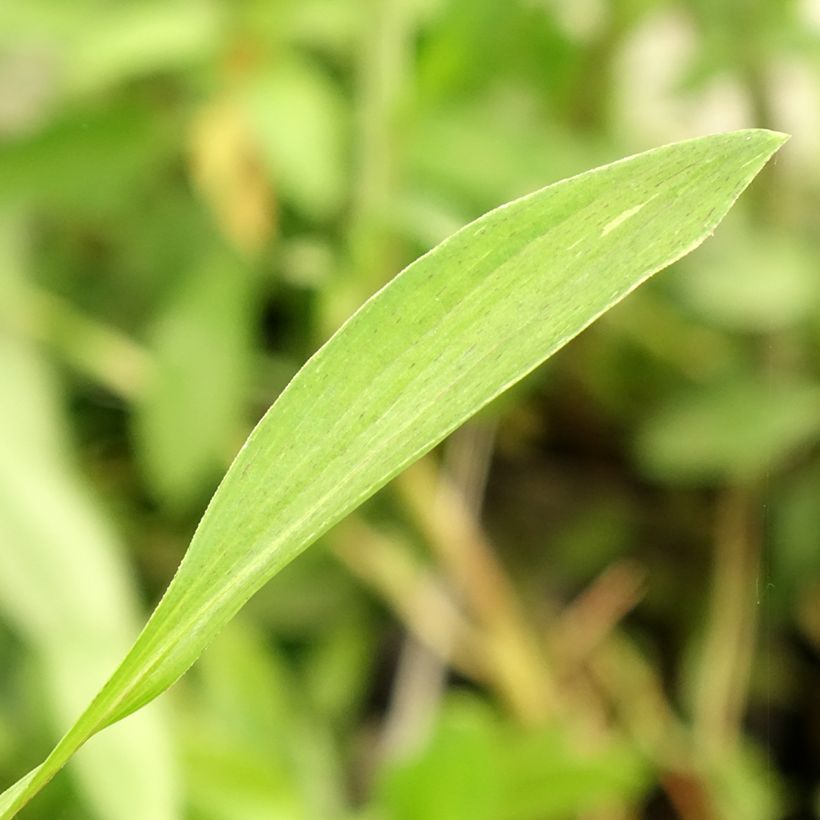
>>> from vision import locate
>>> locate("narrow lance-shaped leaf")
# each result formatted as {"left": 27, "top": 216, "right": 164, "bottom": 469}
{"left": 0, "top": 129, "right": 787, "bottom": 817}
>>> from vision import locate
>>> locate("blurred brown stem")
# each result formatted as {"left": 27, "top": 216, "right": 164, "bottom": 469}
{"left": 330, "top": 516, "right": 486, "bottom": 684}
{"left": 692, "top": 487, "right": 761, "bottom": 759}
{"left": 11, "top": 285, "right": 151, "bottom": 400}
{"left": 378, "top": 423, "right": 497, "bottom": 758}
{"left": 589, "top": 633, "right": 719, "bottom": 820}
{"left": 553, "top": 559, "right": 647, "bottom": 665}
{"left": 396, "top": 457, "right": 557, "bottom": 724}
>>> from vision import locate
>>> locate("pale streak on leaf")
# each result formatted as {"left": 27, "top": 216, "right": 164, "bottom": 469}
{"left": 602, "top": 198, "right": 653, "bottom": 236}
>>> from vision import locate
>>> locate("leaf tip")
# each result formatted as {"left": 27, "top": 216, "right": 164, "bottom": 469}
{"left": 745, "top": 127, "right": 791, "bottom": 154}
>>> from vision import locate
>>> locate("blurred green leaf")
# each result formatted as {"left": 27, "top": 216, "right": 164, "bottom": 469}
{"left": 67, "top": 1, "right": 221, "bottom": 97}
{"left": 0, "top": 223, "right": 177, "bottom": 819}
{"left": 0, "top": 129, "right": 786, "bottom": 817}
{"left": 302, "top": 610, "right": 376, "bottom": 726}
{"left": 0, "top": 101, "right": 167, "bottom": 210}
{"left": 773, "top": 462, "right": 820, "bottom": 601}
{"left": 134, "top": 250, "right": 254, "bottom": 510}
{"left": 0, "top": 1, "right": 220, "bottom": 102}
{"left": 635, "top": 377, "right": 820, "bottom": 484}
{"left": 181, "top": 621, "right": 344, "bottom": 820}
{"left": 407, "top": 100, "right": 608, "bottom": 212}
{"left": 372, "top": 695, "right": 650, "bottom": 819}
{"left": 502, "top": 728, "right": 650, "bottom": 819}
{"left": 242, "top": 58, "right": 349, "bottom": 220}
{"left": 374, "top": 697, "right": 503, "bottom": 820}
{"left": 549, "top": 496, "right": 636, "bottom": 584}
{"left": 277, "top": 0, "right": 365, "bottom": 58}
{"left": 673, "top": 219, "right": 819, "bottom": 332}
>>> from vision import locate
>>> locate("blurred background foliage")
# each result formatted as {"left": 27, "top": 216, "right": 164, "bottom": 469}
{"left": 1, "top": 0, "right": 820, "bottom": 818}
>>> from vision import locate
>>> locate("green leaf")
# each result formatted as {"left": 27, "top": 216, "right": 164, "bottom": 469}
{"left": 374, "top": 696, "right": 503, "bottom": 820}
{"left": 181, "top": 621, "right": 344, "bottom": 820}
{"left": 242, "top": 57, "right": 349, "bottom": 220}
{"left": 673, "top": 217, "right": 819, "bottom": 332}
{"left": 135, "top": 250, "right": 254, "bottom": 510}
{"left": 773, "top": 463, "right": 820, "bottom": 600}
{"left": 371, "top": 695, "right": 651, "bottom": 820}
{"left": 0, "top": 337, "right": 179, "bottom": 820}
{"left": 0, "top": 222, "right": 178, "bottom": 818}
{"left": 0, "top": 101, "right": 167, "bottom": 211}
{"left": 635, "top": 377, "right": 820, "bottom": 484}
{"left": 0, "top": 128, "right": 786, "bottom": 817}
{"left": 0, "top": 1, "right": 220, "bottom": 104}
